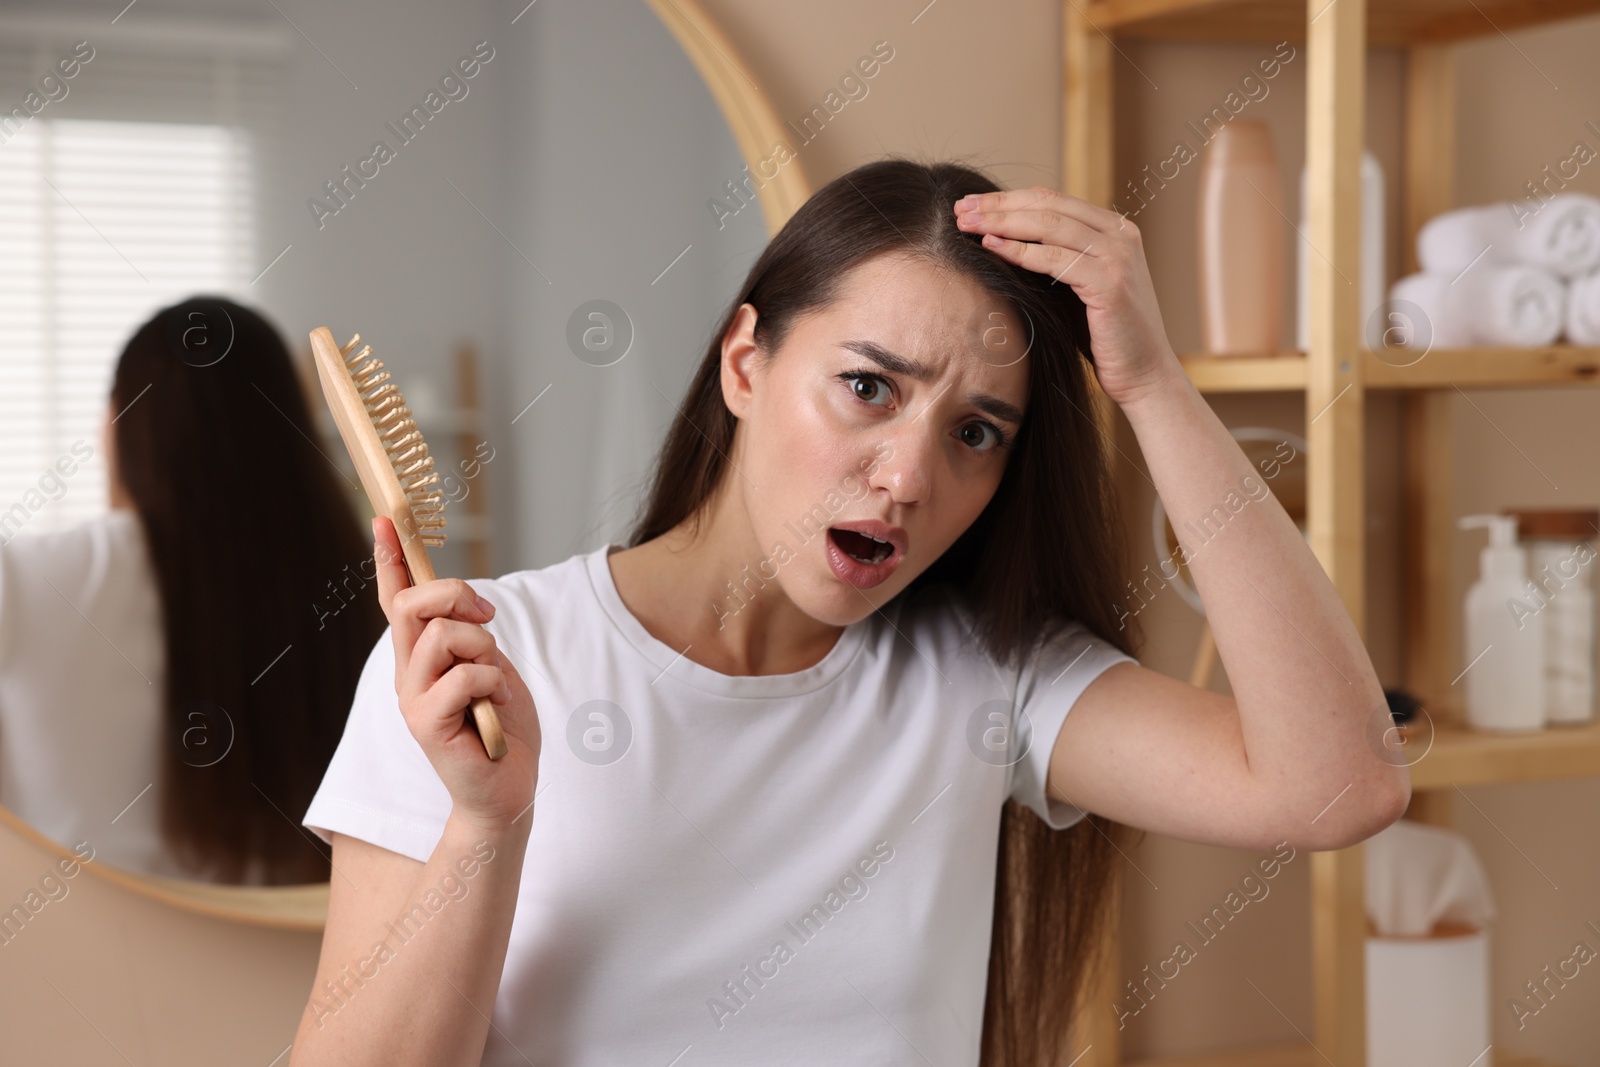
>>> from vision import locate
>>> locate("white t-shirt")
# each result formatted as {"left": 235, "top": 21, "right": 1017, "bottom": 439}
{"left": 302, "top": 542, "right": 1135, "bottom": 1066}
{"left": 0, "top": 509, "right": 183, "bottom": 876}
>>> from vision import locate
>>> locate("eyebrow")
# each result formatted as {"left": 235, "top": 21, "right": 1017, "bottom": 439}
{"left": 838, "top": 339, "right": 1026, "bottom": 428}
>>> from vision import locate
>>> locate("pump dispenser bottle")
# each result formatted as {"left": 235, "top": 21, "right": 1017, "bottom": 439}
{"left": 1458, "top": 514, "right": 1546, "bottom": 731}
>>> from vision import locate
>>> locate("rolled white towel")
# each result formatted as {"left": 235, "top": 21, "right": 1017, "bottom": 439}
{"left": 1567, "top": 269, "right": 1600, "bottom": 345}
{"left": 1387, "top": 273, "right": 1473, "bottom": 348}
{"left": 1418, "top": 193, "right": 1600, "bottom": 280}
{"left": 1417, "top": 208, "right": 1495, "bottom": 277}
{"left": 1456, "top": 264, "right": 1566, "bottom": 345}
{"left": 1389, "top": 265, "right": 1565, "bottom": 348}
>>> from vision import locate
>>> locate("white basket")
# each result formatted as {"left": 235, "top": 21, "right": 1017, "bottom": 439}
{"left": 1365, "top": 927, "right": 1491, "bottom": 1067}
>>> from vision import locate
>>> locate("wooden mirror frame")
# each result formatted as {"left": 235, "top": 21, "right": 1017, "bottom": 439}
{"left": 644, "top": 0, "right": 813, "bottom": 233}
{"left": 0, "top": 803, "right": 328, "bottom": 931}
{"left": 0, "top": 0, "right": 812, "bottom": 932}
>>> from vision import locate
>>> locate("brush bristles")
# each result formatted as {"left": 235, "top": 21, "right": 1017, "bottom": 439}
{"left": 339, "top": 334, "right": 447, "bottom": 547}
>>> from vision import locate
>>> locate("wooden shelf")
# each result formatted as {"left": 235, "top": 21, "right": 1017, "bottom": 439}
{"left": 1066, "top": 0, "right": 1600, "bottom": 1060}
{"left": 1180, "top": 345, "right": 1600, "bottom": 393}
{"left": 1178, "top": 350, "right": 1308, "bottom": 391}
{"left": 1089, "top": 0, "right": 1600, "bottom": 46}
{"left": 1126, "top": 1043, "right": 1571, "bottom": 1067}
{"left": 1404, "top": 715, "right": 1600, "bottom": 790}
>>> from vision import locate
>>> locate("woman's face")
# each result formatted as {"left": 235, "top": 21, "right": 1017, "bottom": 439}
{"left": 721, "top": 250, "right": 1030, "bottom": 627}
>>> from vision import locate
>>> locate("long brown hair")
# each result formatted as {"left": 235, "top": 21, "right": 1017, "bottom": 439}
{"left": 111, "top": 297, "right": 387, "bottom": 885}
{"left": 625, "top": 157, "right": 1148, "bottom": 1064}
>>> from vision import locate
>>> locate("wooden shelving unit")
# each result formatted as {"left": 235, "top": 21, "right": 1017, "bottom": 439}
{"left": 1179, "top": 345, "right": 1600, "bottom": 392}
{"left": 1063, "top": 0, "right": 1600, "bottom": 1063}
{"left": 1405, "top": 717, "right": 1600, "bottom": 790}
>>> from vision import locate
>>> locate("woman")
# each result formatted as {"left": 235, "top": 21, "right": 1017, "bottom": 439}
{"left": 295, "top": 160, "right": 1408, "bottom": 1065}
{"left": 0, "top": 297, "right": 386, "bottom": 885}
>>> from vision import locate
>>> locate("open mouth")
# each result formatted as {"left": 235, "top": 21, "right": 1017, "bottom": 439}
{"left": 829, "top": 527, "right": 895, "bottom": 565}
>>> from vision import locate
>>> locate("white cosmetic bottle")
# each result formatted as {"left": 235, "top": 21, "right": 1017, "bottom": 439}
{"left": 1505, "top": 508, "right": 1599, "bottom": 725}
{"left": 1298, "top": 150, "right": 1385, "bottom": 350}
{"left": 1458, "top": 514, "right": 1546, "bottom": 731}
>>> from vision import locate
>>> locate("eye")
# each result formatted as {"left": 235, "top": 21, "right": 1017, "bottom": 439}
{"left": 838, "top": 368, "right": 1015, "bottom": 453}
{"left": 837, "top": 370, "right": 893, "bottom": 406}
{"left": 959, "top": 421, "right": 1011, "bottom": 454}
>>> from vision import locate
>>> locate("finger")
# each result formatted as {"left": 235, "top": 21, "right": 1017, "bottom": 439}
{"left": 372, "top": 517, "right": 420, "bottom": 676}
{"left": 407, "top": 618, "right": 500, "bottom": 696}
{"left": 1024, "top": 184, "right": 1142, "bottom": 235}
{"left": 414, "top": 662, "right": 509, "bottom": 732}
{"left": 495, "top": 647, "right": 530, "bottom": 698}
{"left": 976, "top": 229, "right": 1110, "bottom": 291}
{"left": 956, "top": 205, "right": 1105, "bottom": 261}
{"left": 393, "top": 577, "right": 496, "bottom": 630}
{"left": 966, "top": 187, "right": 1132, "bottom": 235}
{"left": 956, "top": 186, "right": 1130, "bottom": 237}
{"left": 371, "top": 517, "right": 409, "bottom": 615}
{"left": 405, "top": 617, "right": 501, "bottom": 696}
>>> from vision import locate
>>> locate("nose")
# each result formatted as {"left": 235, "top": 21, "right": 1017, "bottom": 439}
{"left": 869, "top": 423, "right": 936, "bottom": 506}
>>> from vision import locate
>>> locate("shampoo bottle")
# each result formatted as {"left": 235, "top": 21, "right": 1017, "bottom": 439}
{"left": 1458, "top": 514, "right": 1546, "bottom": 732}
{"left": 1197, "top": 120, "right": 1285, "bottom": 355}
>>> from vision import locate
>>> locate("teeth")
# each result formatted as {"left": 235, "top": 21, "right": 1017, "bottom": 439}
{"left": 832, "top": 527, "right": 897, "bottom": 565}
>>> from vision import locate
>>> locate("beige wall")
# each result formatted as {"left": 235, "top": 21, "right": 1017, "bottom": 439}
{"left": 703, "top": 2, "right": 1600, "bottom": 1063}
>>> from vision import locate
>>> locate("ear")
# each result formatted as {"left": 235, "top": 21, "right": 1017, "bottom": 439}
{"left": 719, "top": 302, "right": 764, "bottom": 421}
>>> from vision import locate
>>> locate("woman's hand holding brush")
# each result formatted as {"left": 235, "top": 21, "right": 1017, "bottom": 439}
{"left": 371, "top": 516, "right": 540, "bottom": 834}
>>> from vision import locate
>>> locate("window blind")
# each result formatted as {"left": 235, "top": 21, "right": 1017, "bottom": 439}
{"left": 0, "top": 21, "right": 285, "bottom": 540}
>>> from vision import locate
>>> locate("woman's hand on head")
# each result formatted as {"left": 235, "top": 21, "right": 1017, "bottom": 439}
{"left": 371, "top": 516, "right": 541, "bottom": 835}
{"left": 954, "top": 186, "right": 1185, "bottom": 409}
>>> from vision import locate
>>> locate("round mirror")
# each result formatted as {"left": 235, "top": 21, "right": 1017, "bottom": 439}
{"left": 0, "top": 0, "right": 806, "bottom": 929}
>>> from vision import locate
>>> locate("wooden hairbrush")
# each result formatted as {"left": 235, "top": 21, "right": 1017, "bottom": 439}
{"left": 308, "top": 326, "right": 508, "bottom": 760}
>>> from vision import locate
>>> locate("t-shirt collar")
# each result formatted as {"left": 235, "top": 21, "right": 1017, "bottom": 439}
{"left": 584, "top": 543, "right": 869, "bottom": 698}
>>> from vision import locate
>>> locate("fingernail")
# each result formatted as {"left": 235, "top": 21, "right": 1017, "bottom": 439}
{"left": 475, "top": 594, "right": 494, "bottom": 615}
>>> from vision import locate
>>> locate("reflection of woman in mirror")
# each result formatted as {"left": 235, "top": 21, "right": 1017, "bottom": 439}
{"left": 0, "top": 297, "right": 385, "bottom": 886}
{"left": 294, "top": 161, "right": 1406, "bottom": 1064}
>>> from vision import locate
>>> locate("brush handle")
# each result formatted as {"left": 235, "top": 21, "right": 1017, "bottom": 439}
{"left": 308, "top": 326, "right": 508, "bottom": 761}
{"left": 394, "top": 512, "right": 510, "bottom": 761}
